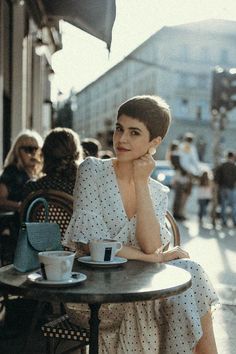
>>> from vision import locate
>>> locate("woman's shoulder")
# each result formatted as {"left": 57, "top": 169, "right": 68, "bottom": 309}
{"left": 149, "top": 177, "right": 169, "bottom": 195}
{"left": 80, "top": 157, "right": 112, "bottom": 173}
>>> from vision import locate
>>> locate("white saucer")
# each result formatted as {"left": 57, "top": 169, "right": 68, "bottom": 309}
{"left": 77, "top": 256, "right": 127, "bottom": 268}
{"left": 27, "top": 271, "right": 87, "bottom": 287}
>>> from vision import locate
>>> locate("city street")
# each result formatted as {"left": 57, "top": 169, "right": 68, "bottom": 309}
{"left": 172, "top": 187, "right": 236, "bottom": 354}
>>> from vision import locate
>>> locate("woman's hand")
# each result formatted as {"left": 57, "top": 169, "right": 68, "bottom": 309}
{"left": 162, "top": 246, "right": 189, "bottom": 262}
{"left": 133, "top": 153, "right": 155, "bottom": 183}
{"left": 144, "top": 245, "right": 190, "bottom": 263}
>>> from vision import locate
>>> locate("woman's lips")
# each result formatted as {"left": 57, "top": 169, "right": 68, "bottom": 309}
{"left": 116, "top": 147, "right": 130, "bottom": 152}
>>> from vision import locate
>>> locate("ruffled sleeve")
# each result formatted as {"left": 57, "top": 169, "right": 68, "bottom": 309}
{"left": 62, "top": 158, "right": 111, "bottom": 249}
{"left": 151, "top": 181, "right": 171, "bottom": 245}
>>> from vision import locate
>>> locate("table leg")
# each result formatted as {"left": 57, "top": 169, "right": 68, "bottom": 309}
{"left": 88, "top": 303, "right": 101, "bottom": 354}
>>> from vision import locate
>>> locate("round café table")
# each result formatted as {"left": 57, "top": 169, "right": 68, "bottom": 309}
{"left": 0, "top": 260, "right": 192, "bottom": 354}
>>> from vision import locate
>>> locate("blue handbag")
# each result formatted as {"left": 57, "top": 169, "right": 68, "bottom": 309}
{"left": 14, "top": 197, "right": 63, "bottom": 272}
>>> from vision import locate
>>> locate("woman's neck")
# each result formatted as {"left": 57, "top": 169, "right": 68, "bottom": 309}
{"left": 113, "top": 158, "right": 133, "bottom": 183}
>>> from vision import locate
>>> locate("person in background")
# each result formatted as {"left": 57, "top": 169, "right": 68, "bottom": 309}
{"left": 64, "top": 95, "right": 218, "bottom": 354}
{"left": 197, "top": 170, "right": 213, "bottom": 226}
{"left": 23, "top": 127, "right": 83, "bottom": 198}
{"left": 214, "top": 151, "right": 236, "bottom": 227}
{"left": 179, "top": 132, "right": 201, "bottom": 177}
{"left": 98, "top": 149, "right": 114, "bottom": 159}
{"left": 81, "top": 137, "right": 101, "bottom": 158}
{"left": 167, "top": 140, "right": 191, "bottom": 220}
{"left": 0, "top": 130, "right": 43, "bottom": 263}
{"left": 0, "top": 130, "right": 43, "bottom": 212}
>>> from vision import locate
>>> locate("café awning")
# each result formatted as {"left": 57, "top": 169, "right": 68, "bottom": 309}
{"left": 25, "top": 0, "right": 116, "bottom": 50}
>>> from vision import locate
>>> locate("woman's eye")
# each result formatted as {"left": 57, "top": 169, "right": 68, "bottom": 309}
{"left": 131, "top": 130, "right": 140, "bottom": 136}
{"left": 115, "top": 126, "right": 122, "bottom": 132}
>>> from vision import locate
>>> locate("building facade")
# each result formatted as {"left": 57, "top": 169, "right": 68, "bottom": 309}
{"left": 0, "top": 0, "right": 116, "bottom": 167}
{"left": 0, "top": 0, "right": 61, "bottom": 166}
{"left": 71, "top": 19, "right": 236, "bottom": 161}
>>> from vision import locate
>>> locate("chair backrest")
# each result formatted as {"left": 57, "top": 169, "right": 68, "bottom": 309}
{"left": 165, "top": 210, "right": 181, "bottom": 246}
{"left": 20, "top": 189, "right": 73, "bottom": 240}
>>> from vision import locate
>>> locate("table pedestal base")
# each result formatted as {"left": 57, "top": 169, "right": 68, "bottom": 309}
{"left": 89, "top": 303, "right": 101, "bottom": 354}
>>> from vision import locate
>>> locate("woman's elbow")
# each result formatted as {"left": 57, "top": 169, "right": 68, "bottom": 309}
{"left": 141, "top": 245, "right": 158, "bottom": 255}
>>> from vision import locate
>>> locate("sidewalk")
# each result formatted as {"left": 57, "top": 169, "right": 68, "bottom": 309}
{"left": 176, "top": 188, "right": 236, "bottom": 354}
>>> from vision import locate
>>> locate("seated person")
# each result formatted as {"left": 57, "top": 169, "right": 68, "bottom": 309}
{"left": 64, "top": 95, "right": 218, "bottom": 353}
{"left": 23, "top": 127, "right": 83, "bottom": 198}
{"left": 0, "top": 130, "right": 43, "bottom": 262}
{"left": 81, "top": 137, "right": 101, "bottom": 158}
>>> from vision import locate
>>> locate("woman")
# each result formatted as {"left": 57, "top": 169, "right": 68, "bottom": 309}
{"left": 64, "top": 96, "right": 218, "bottom": 353}
{"left": 23, "top": 127, "right": 83, "bottom": 198}
{"left": 0, "top": 129, "right": 43, "bottom": 212}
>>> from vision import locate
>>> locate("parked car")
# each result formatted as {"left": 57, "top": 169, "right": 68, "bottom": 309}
{"left": 151, "top": 160, "right": 175, "bottom": 188}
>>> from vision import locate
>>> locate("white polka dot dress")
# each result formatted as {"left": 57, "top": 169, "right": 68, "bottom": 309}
{"left": 64, "top": 157, "right": 219, "bottom": 354}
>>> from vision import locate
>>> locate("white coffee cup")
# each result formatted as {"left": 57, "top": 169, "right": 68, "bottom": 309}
{"left": 38, "top": 251, "right": 75, "bottom": 281}
{"left": 89, "top": 239, "right": 122, "bottom": 262}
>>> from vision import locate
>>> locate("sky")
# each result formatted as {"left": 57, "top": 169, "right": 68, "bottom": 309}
{"left": 51, "top": 0, "right": 236, "bottom": 101}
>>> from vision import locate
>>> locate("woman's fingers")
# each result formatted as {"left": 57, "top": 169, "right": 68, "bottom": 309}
{"left": 163, "top": 246, "right": 189, "bottom": 261}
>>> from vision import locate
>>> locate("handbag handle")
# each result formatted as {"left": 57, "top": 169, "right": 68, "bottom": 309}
{"left": 26, "top": 197, "right": 49, "bottom": 222}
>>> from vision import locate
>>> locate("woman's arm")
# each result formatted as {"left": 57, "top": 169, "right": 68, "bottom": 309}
{"left": 133, "top": 154, "right": 162, "bottom": 254}
{"left": 0, "top": 183, "right": 20, "bottom": 211}
{"left": 78, "top": 242, "right": 189, "bottom": 263}
{"left": 118, "top": 244, "right": 189, "bottom": 262}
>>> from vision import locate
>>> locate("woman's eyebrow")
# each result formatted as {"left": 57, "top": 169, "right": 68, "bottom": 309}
{"left": 115, "top": 123, "right": 142, "bottom": 132}
{"left": 128, "top": 127, "right": 142, "bottom": 132}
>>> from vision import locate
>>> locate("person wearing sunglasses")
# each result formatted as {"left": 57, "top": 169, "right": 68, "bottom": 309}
{"left": 0, "top": 129, "right": 43, "bottom": 213}
{"left": 22, "top": 127, "right": 83, "bottom": 199}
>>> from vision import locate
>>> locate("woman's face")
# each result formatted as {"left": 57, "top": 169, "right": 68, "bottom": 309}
{"left": 18, "top": 138, "right": 42, "bottom": 169}
{"left": 113, "top": 114, "right": 155, "bottom": 161}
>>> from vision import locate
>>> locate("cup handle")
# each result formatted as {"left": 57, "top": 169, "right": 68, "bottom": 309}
{"left": 116, "top": 242, "right": 122, "bottom": 251}
{"left": 61, "top": 259, "right": 70, "bottom": 273}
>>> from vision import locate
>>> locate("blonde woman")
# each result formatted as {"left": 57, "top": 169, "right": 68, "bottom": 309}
{"left": 0, "top": 129, "right": 43, "bottom": 212}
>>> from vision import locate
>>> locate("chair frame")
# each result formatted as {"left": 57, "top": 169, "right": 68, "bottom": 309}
{"left": 165, "top": 210, "right": 181, "bottom": 246}
{"left": 19, "top": 189, "right": 74, "bottom": 224}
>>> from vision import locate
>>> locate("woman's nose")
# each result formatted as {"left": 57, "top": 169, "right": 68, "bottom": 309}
{"left": 119, "top": 132, "right": 128, "bottom": 142}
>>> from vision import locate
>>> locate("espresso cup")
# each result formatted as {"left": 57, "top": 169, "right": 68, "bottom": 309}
{"left": 89, "top": 239, "right": 122, "bottom": 262}
{"left": 38, "top": 251, "right": 75, "bottom": 281}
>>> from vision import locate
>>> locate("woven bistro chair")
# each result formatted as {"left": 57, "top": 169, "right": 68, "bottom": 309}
{"left": 20, "top": 189, "right": 89, "bottom": 354}
{"left": 20, "top": 189, "right": 74, "bottom": 242}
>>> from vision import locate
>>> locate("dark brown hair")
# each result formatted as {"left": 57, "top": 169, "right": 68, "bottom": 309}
{"left": 117, "top": 95, "right": 171, "bottom": 140}
{"left": 42, "top": 128, "right": 83, "bottom": 178}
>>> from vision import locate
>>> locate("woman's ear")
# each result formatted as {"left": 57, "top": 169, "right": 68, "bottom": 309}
{"left": 153, "top": 136, "right": 162, "bottom": 147}
{"left": 148, "top": 137, "right": 162, "bottom": 155}
{"left": 151, "top": 136, "right": 162, "bottom": 148}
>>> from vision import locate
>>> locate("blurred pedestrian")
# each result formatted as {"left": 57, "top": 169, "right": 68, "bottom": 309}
{"left": 23, "top": 127, "right": 83, "bottom": 198}
{"left": 179, "top": 132, "right": 201, "bottom": 177}
{"left": 197, "top": 171, "right": 213, "bottom": 225}
{"left": 167, "top": 140, "right": 191, "bottom": 220}
{"left": 214, "top": 151, "right": 236, "bottom": 226}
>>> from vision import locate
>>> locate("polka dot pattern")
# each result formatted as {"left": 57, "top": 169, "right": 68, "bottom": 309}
{"left": 65, "top": 157, "right": 219, "bottom": 353}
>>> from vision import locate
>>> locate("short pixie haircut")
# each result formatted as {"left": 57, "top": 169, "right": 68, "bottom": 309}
{"left": 117, "top": 95, "right": 171, "bottom": 140}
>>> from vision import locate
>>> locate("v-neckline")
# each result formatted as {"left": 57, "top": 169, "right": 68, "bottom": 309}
{"left": 110, "top": 159, "right": 136, "bottom": 222}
